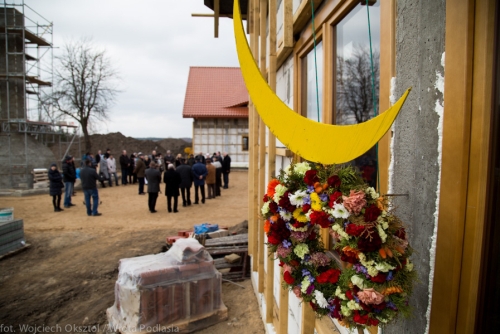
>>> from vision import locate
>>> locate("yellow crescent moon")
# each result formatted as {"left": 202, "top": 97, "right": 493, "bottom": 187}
{"left": 233, "top": 0, "right": 410, "bottom": 165}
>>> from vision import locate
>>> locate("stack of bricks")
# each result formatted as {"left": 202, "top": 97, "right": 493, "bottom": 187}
{"left": 107, "top": 239, "right": 227, "bottom": 333}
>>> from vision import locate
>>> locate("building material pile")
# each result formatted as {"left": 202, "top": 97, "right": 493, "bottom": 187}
{"left": 107, "top": 238, "right": 227, "bottom": 333}
{"left": 0, "top": 208, "right": 28, "bottom": 258}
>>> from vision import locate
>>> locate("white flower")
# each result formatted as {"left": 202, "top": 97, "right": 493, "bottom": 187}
{"left": 347, "top": 300, "right": 363, "bottom": 310}
{"left": 261, "top": 202, "right": 270, "bottom": 215}
{"left": 273, "top": 184, "right": 288, "bottom": 203}
{"left": 289, "top": 190, "right": 308, "bottom": 206}
{"left": 332, "top": 224, "right": 350, "bottom": 240}
{"left": 314, "top": 290, "right": 328, "bottom": 308}
{"left": 332, "top": 203, "right": 350, "bottom": 219}
{"left": 377, "top": 224, "right": 387, "bottom": 243}
{"left": 351, "top": 275, "right": 365, "bottom": 289}
{"left": 367, "top": 266, "right": 379, "bottom": 277}
{"left": 294, "top": 162, "right": 311, "bottom": 176}
{"left": 358, "top": 252, "right": 366, "bottom": 262}
{"left": 279, "top": 210, "right": 292, "bottom": 222}
{"left": 406, "top": 260, "right": 414, "bottom": 272}
{"left": 382, "top": 221, "right": 389, "bottom": 230}
{"left": 290, "top": 224, "right": 308, "bottom": 232}
{"left": 375, "top": 261, "right": 396, "bottom": 273}
{"left": 301, "top": 277, "right": 310, "bottom": 294}
{"left": 366, "top": 187, "right": 379, "bottom": 199}
{"left": 341, "top": 305, "right": 352, "bottom": 317}
{"left": 335, "top": 287, "right": 347, "bottom": 300}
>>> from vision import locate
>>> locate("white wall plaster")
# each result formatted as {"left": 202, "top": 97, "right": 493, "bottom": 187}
{"left": 425, "top": 52, "right": 445, "bottom": 334}
{"left": 388, "top": 77, "right": 397, "bottom": 195}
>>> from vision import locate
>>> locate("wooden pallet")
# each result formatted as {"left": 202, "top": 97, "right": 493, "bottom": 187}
{"left": 205, "top": 234, "right": 250, "bottom": 281}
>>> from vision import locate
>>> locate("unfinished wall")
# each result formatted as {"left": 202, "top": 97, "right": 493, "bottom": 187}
{"left": 386, "top": 0, "right": 446, "bottom": 333}
{"left": 0, "top": 133, "right": 57, "bottom": 189}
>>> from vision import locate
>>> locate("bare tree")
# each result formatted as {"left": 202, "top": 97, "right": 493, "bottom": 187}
{"left": 336, "top": 46, "right": 379, "bottom": 124}
{"left": 44, "top": 38, "right": 120, "bottom": 152}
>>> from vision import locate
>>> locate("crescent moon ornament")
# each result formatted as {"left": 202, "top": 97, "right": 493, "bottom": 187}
{"left": 233, "top": 0, "right": 410, "bottom": 165}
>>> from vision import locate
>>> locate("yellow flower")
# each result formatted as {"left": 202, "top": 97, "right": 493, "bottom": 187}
{"left": 310, "top": 192, "right": 323, "bottom": 211}
{"left": 293, "top": 208, "right": 309, "bottom": 223}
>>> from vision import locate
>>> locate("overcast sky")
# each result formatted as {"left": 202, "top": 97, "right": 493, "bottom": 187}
{"left": 32, "top": 0, "right": 240, "bottom": 139}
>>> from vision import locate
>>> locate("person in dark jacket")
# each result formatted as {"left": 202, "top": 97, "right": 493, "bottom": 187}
{"left": 80, "top": 160, "right": 103, "bottom": 216}
{"left": 163, "top": 164, "right": 181, "bottom": 212}
{"left": 48, "top": 163, "right": 64, "bottom": 212}
{"left": 134, "top": 153, "right": 146, "bottom": 195}
{"left": 187, "top": 154, "right": 196, "bottom": 167}
{"left": 212, "top": 158, "right": 223, "bottom": 196}
{"left": 222, "top": 152, "right": 231, "bottom": 189}
{"left": 119, "top": 150, "right": 130, "bottom": 185}
{"left": 62, "top": 155, "right": 76, "bottom": 208}
{"left": 145, "top": 162, "right": 162, "bottom": 213}
{"left": 191, "top": 158, "right": 208, "bottom": 204}
{"left": 176, "top": 159, "right": 193, "bottom": 206}
{"left": 129, "top": 153, "right": 137, "bottom": 184}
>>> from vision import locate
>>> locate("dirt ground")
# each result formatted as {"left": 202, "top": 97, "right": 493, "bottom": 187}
{"left": 0, "top": 171, "right": 265, "bottom": 334}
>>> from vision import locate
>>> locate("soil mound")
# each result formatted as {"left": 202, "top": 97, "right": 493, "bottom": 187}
{"left": 48, "top": 132, "right": 190, "bottom": 162}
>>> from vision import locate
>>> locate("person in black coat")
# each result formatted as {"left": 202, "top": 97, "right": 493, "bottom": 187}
{"left": 145, "top": 162, "right": 162, "bottom": 213}
{"left": 62, "top": 155, "right": 76, "bottom": 208}
{"left": 222, "top": 152, "right": 231, "bottom": 189}
{"left": 163, "top": 164, "right": 181, "bottom": 213}
{"left": 129, "top": 153, "right": 137, "bottom": 184}
{"left": 119, "top": 150, "right": 130, "bottom": 185}
{"left": 48, "top": 163, "right": 64, "bottom": 212}
{"left": 176, "top": 159, "right": 193, "bottom": 206}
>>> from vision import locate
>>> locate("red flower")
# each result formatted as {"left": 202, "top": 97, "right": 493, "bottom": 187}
{"left": 289, "top": 260, "right": 300, "bottom": 267}
{"left": 308, "top": 230, "right": 317, "bottom": 240}
{"left": 340, "top": 252, "right": 358, "bottom": 264}
{"left": 316, "top": 268, "right": 341, "bottom": 284}
{"left": 368, "top": 318, "right": 379, "bottom": 326}
{"left": 310, "top": 210, "right": 331, "bottom": 228}
{"left": 263, "top": 194, "right": 269, "bottom": 202}
{"left": 370, "top": 273, "right": 387, "bottom": 283}
{"left": 331, "top": 298, "right": 342, "bottom": 319}
{"left": 327, "top": 175, "right": 341, "bottom": 188}
{"left": 302, "top": 204, "right": 311, "bottom": 213}
{"left": 372, "top": 302, "right": 386, "bottom": 310}
{"left": 278, "top": 191, "right": 296, "bottom": 212}
{"left": 304, "top": 170, "right": 319, "bottom": 186}
{"left": 345, "top": 290, "right": 354, "bottom": 300}
{"left": 267, "top": 218, "right": 290, "bottom": 245}
{"left": 364, "top": 204, "right": 381, "bottom": 222}
{"left": 345, "top": 223, "right": 365, "bottom": 236}
{"left": 284, "top": 271, "right": 295, "bottom": 284}
{"left": 357, "top": 229, "right": 382, "bottom": 253}
{"left": 309, "top": 301, "right": 318, "bottom": 311}
{"left": 328, "top": 191, "right": 343, "bottom": 208}
{"left": 269, "top": 202, "right": 278, "bottom": 213}
{"left": 353, "top": 311, "right": 368, "bottom": 325}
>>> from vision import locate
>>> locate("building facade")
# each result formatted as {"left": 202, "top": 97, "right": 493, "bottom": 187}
{"left": 183, "top": 67, "right": 249, "bottom": 167}
{"left": 203, "top": 0, "right": 499, "bottom": 333}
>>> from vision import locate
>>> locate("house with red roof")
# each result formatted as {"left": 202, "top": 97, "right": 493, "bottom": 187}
{"left": 183, "top": 66, "right": 249, "bottom": 167}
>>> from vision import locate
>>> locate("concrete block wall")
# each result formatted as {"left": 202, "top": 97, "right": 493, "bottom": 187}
{"left": 386, "top": 0, "right": 446, "bottom": 333}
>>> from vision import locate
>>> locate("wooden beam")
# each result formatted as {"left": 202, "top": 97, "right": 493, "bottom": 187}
{"left": 278, "top": 268, "right": 289, "bottom": 334}
{"left": 214, "top": 0, "right": 220, "bottom": 38}
{"left": 301, "top": 303, "right": 316, "bottom": 334}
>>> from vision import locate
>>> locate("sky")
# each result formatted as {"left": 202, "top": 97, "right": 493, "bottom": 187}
{"left": 30, "top": 0, "right": 240, "bottom": 139}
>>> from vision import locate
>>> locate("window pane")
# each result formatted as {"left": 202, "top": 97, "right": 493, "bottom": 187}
{"left": 306, "top": 41, "right": 323, "bottom": 121}
{"left": 335, "top": 2, "right": 380, "bottom": 187}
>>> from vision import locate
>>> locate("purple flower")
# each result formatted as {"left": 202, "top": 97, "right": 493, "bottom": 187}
{"left": 283, "top": 240, "right": 292, "bottom": 249}
{"left": 306, "top": 186, "right": 315, "bottom": 194}
{"left": 306, "top": 284, "right": 315, "bottom": 294}
{"left": 386, "top": 271, "right": 394, "bottom": 281}
{"left": 309, "top": 252, "right": 331, "bottom": 267}
{"left": 386, "top": 301, "right": 397, "bottom": 310}
{"left": 320, "top": 193, "right": 329, "bottom": 202}
{"left": 302, "top": 269, "right": 311, "bottom": 276}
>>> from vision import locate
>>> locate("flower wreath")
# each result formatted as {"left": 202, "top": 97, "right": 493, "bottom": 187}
{"left": 261, "top": 162, "right": 417, "bottom": 329}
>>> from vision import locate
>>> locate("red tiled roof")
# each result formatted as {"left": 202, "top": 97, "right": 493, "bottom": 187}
{"left": 183, "top": 67, "right": 249, "bottom": 118}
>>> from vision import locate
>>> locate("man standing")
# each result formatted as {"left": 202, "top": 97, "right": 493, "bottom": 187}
{"left": 145, "top": 161, "right": 161, "bottom": 213}
{"left": 164, "top": 150, "right": 174, "bottom": 165}
{"left": 107, "top": 154, "right": 119, "bottom": 186}
{"left": 212, "top": 157, "right": 222, "bottom": 196}
{"left": 119, "top": 150, "right": 130, "bottom": 185}
{"left": 176, "top": 159, "right": 193, "bottom": 206}
{"left": 205, "top": 158, "right": 216, "bottom": 199}
{"left": 80, "top": 160, "right": 102, "bottom": 216}
{"left": 195, "top": 152, "right": 206, "bottom": 164}
{"left": 191, "top": 157, "right": 208, "bottom": 204}
{"left": 62, "top": 155, "right": 76, "bottom": 208}
{"left": 163, "top": 164, "right": 181, "bottom": 212}
{"left": 222, "top": 152, "right": 231, "bottom": 189}
{"left": 134, "top": 153, "right": 146, "bottom": 195}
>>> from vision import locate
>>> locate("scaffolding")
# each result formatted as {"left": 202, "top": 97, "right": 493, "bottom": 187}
{"left": 0, "top": 0, "right": 79, "bottom": 189}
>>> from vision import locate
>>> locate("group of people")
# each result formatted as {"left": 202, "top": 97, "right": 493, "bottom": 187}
{"left": 131, "top": 150, "right": 232, "bottom": 213}
{"left": 48, "top": 149, "right": 232, "bottom": 216}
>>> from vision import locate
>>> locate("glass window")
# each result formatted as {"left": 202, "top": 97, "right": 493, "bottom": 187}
{"left": 304, "top": 41, "right": 323, "bottom": 121}
{"left": 335, "top": 2, "right": 380, "bottom": 187}
{"left": 242, "top": 136, "right": 249, "bottom": 151}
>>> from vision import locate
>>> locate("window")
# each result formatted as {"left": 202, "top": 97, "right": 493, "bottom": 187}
{"left": 242, "top": 135, "right": 249, "bottom": 151}
{"left": 334, "top": 2, "right": 380, "bottom": 187}
{"left": 302, "top": 41, "right": 323, "bottom": 122}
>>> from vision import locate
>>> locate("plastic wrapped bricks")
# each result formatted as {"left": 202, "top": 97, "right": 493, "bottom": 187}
{"left": 106, "top": 238, "right": 227, "bottom": 333}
